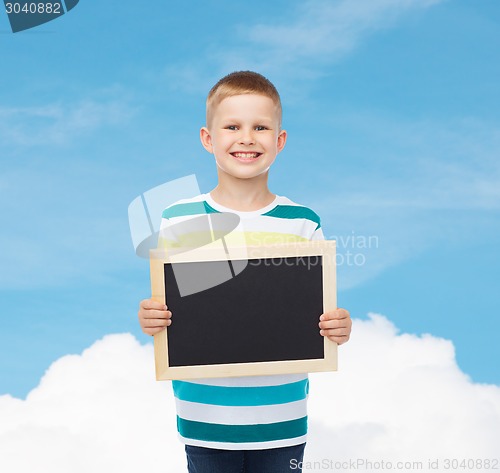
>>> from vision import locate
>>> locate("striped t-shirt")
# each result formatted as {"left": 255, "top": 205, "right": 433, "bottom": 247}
{"left": 158, "top": 192, "right": 324, "bottom": 450}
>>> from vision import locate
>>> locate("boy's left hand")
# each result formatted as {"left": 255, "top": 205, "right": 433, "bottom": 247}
{"left": 319, "top": 308, "right": 352, "bottom": 345}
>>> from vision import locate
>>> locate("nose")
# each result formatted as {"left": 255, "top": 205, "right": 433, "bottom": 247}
{"left": 238, "top": 128, "right": 255, "bottom": 146}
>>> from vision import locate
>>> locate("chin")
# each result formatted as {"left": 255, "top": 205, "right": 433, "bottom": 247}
{"left": 216, "top": 162, "right": 272, "bottom": 179}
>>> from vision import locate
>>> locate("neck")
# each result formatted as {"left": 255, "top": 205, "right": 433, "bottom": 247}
{"left": 210, "top": 173, "right": 275, "bottom": 211}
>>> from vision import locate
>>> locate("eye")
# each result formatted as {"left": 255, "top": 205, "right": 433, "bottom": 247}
{"left": 225, "top": 125, "right": 238, "bottom": 131}
{"left": 255, "top": 125, "right": 268, "bottom": 131}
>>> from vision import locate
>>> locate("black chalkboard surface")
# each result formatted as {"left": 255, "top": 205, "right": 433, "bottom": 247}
{"left": 150, "top": 242, "right": 337, "bottom": 380}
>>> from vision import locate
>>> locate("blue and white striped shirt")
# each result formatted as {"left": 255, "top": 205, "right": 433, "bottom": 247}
{"left": 158, "top": 192, "right": 324, "bottom": 450}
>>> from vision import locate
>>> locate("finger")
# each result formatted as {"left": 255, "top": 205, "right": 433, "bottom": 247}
{"left": 320, "top": 327, "right": 351, "bottom": 338}
{"left": 320, "top": 328, "right": 351, "bottom": 343}
{"left": 142, "top": 317, "right": 172, "bottom": 336}
{"left": 140, "top": 309, "right": 172, "bottom": 320}
{"left": 140, "top": 299, "right": 169, "bottom": 311}
{"left": 143, "top": 326, "right": 167, "bottom": 336}
{"left": 319, "top": 327, "right": 351, "bottom": 341}
{"left": 319, "top": 318, "right": 349, "bottom": 330}
{"left": 143, "top": 317, "right": 172, "bottom": 329}
{"left": 329, "top": 335, "right": 350, "bottom": 345}
{"left": 320, "top": 308, "right": 350, "bottom": 320}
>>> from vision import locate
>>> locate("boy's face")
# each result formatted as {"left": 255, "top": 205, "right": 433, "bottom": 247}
{"left": 200, "top": 94, "right": 286, "bottom": 181}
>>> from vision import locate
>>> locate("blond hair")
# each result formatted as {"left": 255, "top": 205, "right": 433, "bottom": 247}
{"left": 206, "top": 71, "right": 282, "bottom": 128}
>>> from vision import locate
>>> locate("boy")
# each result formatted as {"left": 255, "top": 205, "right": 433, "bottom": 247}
{"left": 138, "top": 71, "right": 352, "bottom": 473}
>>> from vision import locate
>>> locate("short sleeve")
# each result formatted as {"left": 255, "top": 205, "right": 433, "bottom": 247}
{"left": 311, "top": 226, "right": 325, "bottom": 241}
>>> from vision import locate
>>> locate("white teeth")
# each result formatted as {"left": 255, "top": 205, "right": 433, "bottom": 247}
{"left": 233, "top": 153, "right": 259, "bottom": 159}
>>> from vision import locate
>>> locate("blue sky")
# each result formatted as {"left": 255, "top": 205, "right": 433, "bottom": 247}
{"left": 0, "top": 0, "right": 499, "bottom": 399}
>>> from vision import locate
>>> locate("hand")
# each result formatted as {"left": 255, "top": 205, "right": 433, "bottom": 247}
{"left": 138, "top": 299, "right": 172, "bottom": 336}
{"left": 318, "top": 308, "right": 352, "bottom": 345}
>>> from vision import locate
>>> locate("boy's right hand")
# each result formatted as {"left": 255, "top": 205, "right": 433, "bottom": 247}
{"left": 138, "top": 299, "right": 172, "bottom": 336}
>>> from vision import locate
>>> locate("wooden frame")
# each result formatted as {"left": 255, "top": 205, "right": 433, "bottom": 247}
{"left": 150, "top": 241, "right": 337, "bottom": 380}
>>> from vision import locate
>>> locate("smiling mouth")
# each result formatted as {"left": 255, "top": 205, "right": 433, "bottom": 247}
{"left": 231, "top": 152, "right": 262, "bottom": 159}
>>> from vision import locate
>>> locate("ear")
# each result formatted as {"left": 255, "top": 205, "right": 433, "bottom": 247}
{"left": 276, "top": 129, "right": 287, "bottom": 154}
{"left": 200, "top": 127, "right": 214, "bottom": 153}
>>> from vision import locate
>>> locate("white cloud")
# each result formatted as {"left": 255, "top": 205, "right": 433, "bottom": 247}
{"left": 1, "top": 315, "right": 498, "bottom": 472}
{"left": 307, "top": 314, "right": 500, "bottom": 467}
{"left": 0, "top": 334, "right": 186, "bottom": 472}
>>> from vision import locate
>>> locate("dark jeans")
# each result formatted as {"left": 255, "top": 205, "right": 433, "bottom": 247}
{"left": 185, "top": 443, "right": 306, "bottom": 473}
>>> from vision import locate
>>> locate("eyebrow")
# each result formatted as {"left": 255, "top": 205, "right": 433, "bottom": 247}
{"left": 221, "top": 117, "right": 275, "bottom": 123}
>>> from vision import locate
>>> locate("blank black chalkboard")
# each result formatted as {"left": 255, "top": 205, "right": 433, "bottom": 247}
{"left": 165, "top": 256, "right": 324, "bottom": 367}
{"left": 150, "top": 241, "right": 337, "bottom": 380}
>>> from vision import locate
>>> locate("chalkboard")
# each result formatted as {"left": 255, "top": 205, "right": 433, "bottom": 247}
{"left": 150, "top": 241, "right": 337, "bottom": 380}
